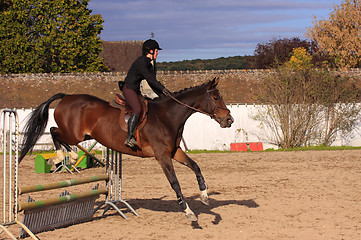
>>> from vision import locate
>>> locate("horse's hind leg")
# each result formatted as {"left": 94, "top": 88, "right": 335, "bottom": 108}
{"left": 48, "top": 127, "right": 78, "bottom": 165}
{"left": 173, "top": 147, "right": 209, "bottom": 205}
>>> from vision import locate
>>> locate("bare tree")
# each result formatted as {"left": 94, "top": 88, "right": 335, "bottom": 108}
{"left": 254, "top": 49, "right": 361, "bottom": 148}
{"left": 315, "top": 74, "right": 361, "bottom": 145}
{"left": 254, "top": 68, "right": 321, "bottom": 148}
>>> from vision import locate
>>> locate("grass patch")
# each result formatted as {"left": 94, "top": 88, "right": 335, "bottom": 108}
{"left": 186, "top": 145, "right": 361, "bottom": 153}
{"left": 186, "top": 150, "right": 234, "bottom": 154}
{"left": 264, "top": 145, "right": 361, "bottom": 151}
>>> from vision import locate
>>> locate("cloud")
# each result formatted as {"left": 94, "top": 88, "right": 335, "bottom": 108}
{"left": 89, "top": 0, "right": 340, "bottom": 61}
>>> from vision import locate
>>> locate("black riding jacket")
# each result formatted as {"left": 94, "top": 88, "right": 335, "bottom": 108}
{"left": 124, "top": 56, "right": 165, "bottom": 96}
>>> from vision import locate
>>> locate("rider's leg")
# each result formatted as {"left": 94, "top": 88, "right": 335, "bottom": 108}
{"left": 122, "top": 85, "right": 141, "bottom": 147}
{"left": 125, "top": 114, "right": 139, "bottom": 147}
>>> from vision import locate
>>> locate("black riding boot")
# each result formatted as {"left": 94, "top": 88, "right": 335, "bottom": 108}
{"left": 124, "top": 114, "right": 139, "bottom": 147}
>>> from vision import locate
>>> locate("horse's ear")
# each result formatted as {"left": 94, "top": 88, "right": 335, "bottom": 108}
{"left": 208, "top": 77, "right": 219, "bottom": 89}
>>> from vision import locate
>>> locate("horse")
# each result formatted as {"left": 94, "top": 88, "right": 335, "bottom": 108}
{"left": 19, "top": 77, "right": 234, "bottom": 221}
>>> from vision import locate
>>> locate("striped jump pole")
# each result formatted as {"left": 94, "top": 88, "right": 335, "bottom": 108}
{"left": 18, "top": 174, "right": 109, "bottom": 195}
{"left": 17, "top": 157, "right": 137, "bottom": 237}
{"left": 19, "top": 187, "right": 108, "bottom": 212}
{"left": 18, "top": 174, "right": 110, "bottom": 238}
{"left": 18, "top": 174, "right": 109, "bottom": 212}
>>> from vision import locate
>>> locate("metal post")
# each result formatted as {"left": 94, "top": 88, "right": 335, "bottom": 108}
{"left": 2, "top": 110, "right": 7, "bottom": 223}
{"left": 8, "top": 113, "right": 13, "bottom": 222}
{"left": 97, "top": 148, "right": 138, "bottom": 219}
{"left": 0, "top": 109, "right": 29, "bottom": 239}
{"left": 118, "top": 152, "right": 122, "bottom": 200}
{"left": 1, "top": 110, "right": 18, "bottom": 223}
{"left": 114, "top": 151, "right": 118, "bottom": 200}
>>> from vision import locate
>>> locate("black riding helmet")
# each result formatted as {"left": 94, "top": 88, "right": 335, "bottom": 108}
{"left": 142, "top": 39, "right": 162, "bottom": 55}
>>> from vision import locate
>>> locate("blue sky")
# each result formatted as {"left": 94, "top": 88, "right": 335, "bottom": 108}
{"left": 88, "top": 0, "right": 342, "bottom": 62}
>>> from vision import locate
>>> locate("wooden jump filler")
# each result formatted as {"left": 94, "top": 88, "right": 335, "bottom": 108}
{"left": 18, "top": 175, "right": 109, "bottom": 238}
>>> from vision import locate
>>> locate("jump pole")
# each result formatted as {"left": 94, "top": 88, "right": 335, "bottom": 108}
{"left": 16, "top": 151, "right": 137, "bottom": 237}
{"left": 71, "top": 141, "right": 100, "bottom": 172}
{"left": 17, "top": 174, "right": 110, "bottom": 238}
{"left": 19, "top": 174, "right": 109, "bottom": 211}
{"left": 76, "top": 143, "right": 105, "bottom": 167}
{"left": 18, "top": 174, "right": 109, "bottom": 195}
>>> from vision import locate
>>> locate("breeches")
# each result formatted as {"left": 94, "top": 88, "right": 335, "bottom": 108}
{"left": 122, "top": 84, "right": 141, "bottom": 116}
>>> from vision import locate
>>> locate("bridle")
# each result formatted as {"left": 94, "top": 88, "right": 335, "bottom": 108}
{"left": 166, "top": 88, "right": 231, "bottom": 122}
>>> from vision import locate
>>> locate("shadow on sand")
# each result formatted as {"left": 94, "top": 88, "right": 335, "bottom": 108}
{"left": 97, "top": 191, "right": 259, "bottom": 229}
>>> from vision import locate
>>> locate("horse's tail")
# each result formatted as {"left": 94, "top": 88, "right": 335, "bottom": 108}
{"left": 19, "top": 93, "right": 67, "bottom": 163}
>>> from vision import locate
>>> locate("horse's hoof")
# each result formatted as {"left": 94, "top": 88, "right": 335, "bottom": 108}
{"left": 200, "top": 190, "right": 209, "bottom": 205}
{"left": 69, "top": 158, "right": 77, "bottom": 165}
{"left": 200, "top": 195, "right": 209, "bottom": 205}
{"left": 47, "top": 158, "right": 54, "bottom": 165}
{"left": 69, "top": 151, "right": 78, "bottom": 161}
{"left": 184, "top": 203, "right": 197, "bottom": 221}
{"left": 48, "top": 157, "right": 62, "bottom": 165}
{"left": 186, "top": 212, "right": 198, "bottom": 222}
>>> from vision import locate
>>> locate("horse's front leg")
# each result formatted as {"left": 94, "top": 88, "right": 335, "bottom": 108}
{"left": 157, "top": 155, "right": 198, "bottom": 221}
{"left": 173, "top": 147, "right": 209, "bottom": 205}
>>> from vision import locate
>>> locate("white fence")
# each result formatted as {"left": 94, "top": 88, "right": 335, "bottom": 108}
{"left": 2, "top": 105, "right": 361, "bottom": 152}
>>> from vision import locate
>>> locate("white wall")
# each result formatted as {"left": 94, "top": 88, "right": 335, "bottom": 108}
{"left": 182, "top": 104, "right": 276, "bottom": 150}
{"left": 2, "top": 105, "right": 361, "bottom": 151}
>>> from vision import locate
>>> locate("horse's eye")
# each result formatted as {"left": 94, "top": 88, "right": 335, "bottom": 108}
{"left": 213, "top": 96, "right": 219, "bottom": 100}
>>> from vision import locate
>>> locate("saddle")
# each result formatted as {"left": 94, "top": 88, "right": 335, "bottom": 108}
{"left": 109, "top": 94, "right": 148, "bottom": 153}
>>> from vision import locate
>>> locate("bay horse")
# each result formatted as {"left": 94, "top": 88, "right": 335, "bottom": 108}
{"left": 19, "top": 77, "right": 233, "bottom": 221}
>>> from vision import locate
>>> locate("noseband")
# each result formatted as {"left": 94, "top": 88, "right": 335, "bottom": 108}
{"left": 206, "top": 89, "right": 232, "bottom": 122}
{"left": 166, "top": 89, "right": 231, "bottom": 121}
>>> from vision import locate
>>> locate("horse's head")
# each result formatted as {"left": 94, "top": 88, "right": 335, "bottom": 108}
{"left": 205, "top": 77, "right": 234, "bottom": 128}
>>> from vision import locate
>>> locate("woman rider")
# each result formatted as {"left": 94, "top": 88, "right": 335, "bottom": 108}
{"left": 121, "top": 39, "right": 170, "bottom": 147}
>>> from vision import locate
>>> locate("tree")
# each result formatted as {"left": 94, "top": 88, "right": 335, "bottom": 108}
{"left": 315, "top": 74, "right": 361, "bottom": 145}
{"left": 254, "top": 48, "right": 361, "bottom": 148}
{"left": 0, "top": 0, "right": 11, "bottom": 11}
{"left": 284, "top": 47, "right": 313, "bottom": 70}
{"left": 157, "top": 56, "right": 253, "bottom": 71}
{"left": 0, "top": 0, "right": 108, "bottom": 73}
{"left": 252, "top": 37, "right": 312, "bottom": 69}
{"left": 307, "top": 0, "right": 361, "bottom": 68}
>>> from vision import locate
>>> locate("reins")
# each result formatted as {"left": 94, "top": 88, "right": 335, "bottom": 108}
{"left": 165, "top": 89, "right": 230, "bottom": 120}
{"left": 166, "top": 93, "right": 213, "bottom": 117}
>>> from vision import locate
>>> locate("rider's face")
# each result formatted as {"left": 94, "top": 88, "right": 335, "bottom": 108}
{"left": 150, "top": 49, "right": 159, "bottom": 60}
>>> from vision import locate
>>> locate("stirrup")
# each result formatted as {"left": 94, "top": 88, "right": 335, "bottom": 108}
{"left": 125, "top": 136, "right": 138, "bottom": 147}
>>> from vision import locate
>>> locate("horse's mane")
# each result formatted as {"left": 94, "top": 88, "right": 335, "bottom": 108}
{"left": 147, "top": 82, "right": 208, "bottom": 103}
